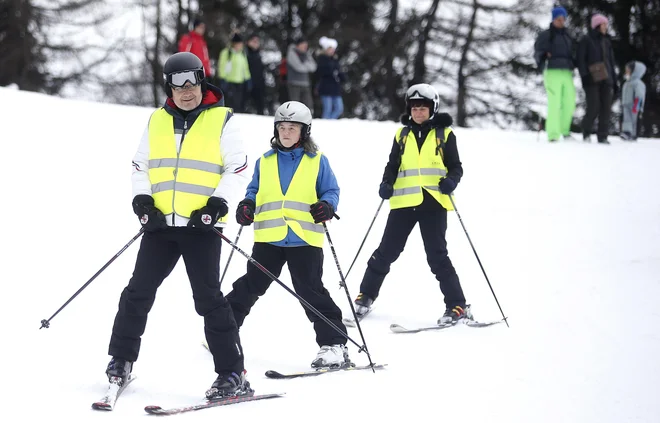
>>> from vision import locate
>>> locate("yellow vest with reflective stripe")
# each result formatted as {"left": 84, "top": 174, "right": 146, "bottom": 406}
{"left": 148, "top": 107, "right": 230, "bottom": 221}
{"left": 253, "top": 152, "right": 324, "bottom": 247}
{"left": 390, "top": 127, "right": 454, "bottom": 211}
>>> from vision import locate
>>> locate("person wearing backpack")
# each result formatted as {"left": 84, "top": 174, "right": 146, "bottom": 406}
{"left": 352, "top": 84, "right": 470, "bottom": 326}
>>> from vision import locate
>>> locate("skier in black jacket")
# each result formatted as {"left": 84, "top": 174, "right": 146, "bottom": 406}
{"left": 353, "top": 83, "right": 469, "bottom": 325}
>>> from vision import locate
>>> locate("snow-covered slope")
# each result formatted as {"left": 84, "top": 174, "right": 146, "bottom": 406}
{"left": 2, "top": 87, "right": 659, "bottom": 422}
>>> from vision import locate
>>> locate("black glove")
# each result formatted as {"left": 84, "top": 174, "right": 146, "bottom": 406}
{"left": 132, "top": 194, "right": 167, "bottom": 232}
{"left": 439, "top": 177, "right": 457, "bottom": 195}
{"left": 187, "top": 196, "right": 228, "bottom": 231}
{"left": 236, "top": 199, "right": 255, "bottom": 226}
{"left": 379, "top": 182, "right": 394, "bottom": 199}
{"left": 310, "top": 201, "right": 334, "bottom": 223}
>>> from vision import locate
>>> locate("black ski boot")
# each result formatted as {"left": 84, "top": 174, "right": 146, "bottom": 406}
{"left": 354, "top": 293, "right": 374, "bottom": 317}
{"left": 106, "top": 357, "right": 133, "bottom": 385}
{"left": 205, "top": 370, "right": 253, "bottom": 400}
{"left": 438, "top": 305, "right": 472, "bottom": 326}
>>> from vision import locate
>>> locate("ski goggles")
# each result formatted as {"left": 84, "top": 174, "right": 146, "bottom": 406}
{"left": 405, "top": 84, "right": 436, "bottom": 102}
{"left": 166, "top": 69, "right": 204, "bottom": 88}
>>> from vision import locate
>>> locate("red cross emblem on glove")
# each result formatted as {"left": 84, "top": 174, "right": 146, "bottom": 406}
{"left": 201, "top": 214, "right": 213, "bottom": 225}
{"left": 140, "top": 215, "right": 149, "bottom": 224}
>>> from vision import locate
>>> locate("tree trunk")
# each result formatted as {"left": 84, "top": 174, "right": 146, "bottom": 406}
{"left": 412, "top": 0, "right": 441, "bottom": 84}
{"left": 151, "top": 0, "right": 163, "bottom": 107}
{"left": 456, "top": 0, "right": 478, "bottom": 127}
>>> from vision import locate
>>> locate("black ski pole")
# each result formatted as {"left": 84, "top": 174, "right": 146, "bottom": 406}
{"left": 40, "top": 227, "right": 146, "bottom": 329}
{"left": 340, "top": 199, "right": 385, "bottom": 286}
{"left": 322, "top": 222, "right": 376, "bottom": 371}
{"left": 213, "top": 228, "right": 368, "bottom": 353}
{"left": 448, "top": 195, "right": 509, "bottom": 327}
{"left": 219, "top": 226, "right": 243, "bottom": 285}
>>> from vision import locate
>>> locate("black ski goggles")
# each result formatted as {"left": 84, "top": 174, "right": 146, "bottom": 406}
{"left": 166, "top": 69, "right": 204, "bottom": 88}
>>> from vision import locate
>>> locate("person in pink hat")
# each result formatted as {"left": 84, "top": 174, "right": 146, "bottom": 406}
{"left": 577, "top": 13, "right": 618, "bottom": 144}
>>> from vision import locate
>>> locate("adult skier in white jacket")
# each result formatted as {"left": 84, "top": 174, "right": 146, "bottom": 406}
{"left": 105, "top": 52, "right": 252, "bottom": 400}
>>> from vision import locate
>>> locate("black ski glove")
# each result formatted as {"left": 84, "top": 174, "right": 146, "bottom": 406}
{"left": 132, "top": 194, "right": 167, "bottom": 232}
{"left": 379, "top": 182, "right": 394, "bottom": 199}
{"left": 439, "top": 177, "right": 457, "bottom": 194}
{"left": 310, "top": 201, "right": 334, "bottom": 223}
{"left": 187, "top": 196, "right": 228, "bottom": 231}
{"left": 236, "top": 199, "right": 256, "bottom": 226}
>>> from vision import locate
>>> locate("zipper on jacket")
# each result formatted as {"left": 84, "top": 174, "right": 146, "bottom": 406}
{"left": 171, "top": 119, "right": 188, "bottom": 225}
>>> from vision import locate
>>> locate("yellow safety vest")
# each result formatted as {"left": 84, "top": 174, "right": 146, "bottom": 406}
{"left": 390, "top": 126, "right": 454, "bottom": 211}
{"left": 147, "top": 107, "right": 231, "bottom": 221}
{"left": 253, "top": 152, "right": 325, "bottom": 247}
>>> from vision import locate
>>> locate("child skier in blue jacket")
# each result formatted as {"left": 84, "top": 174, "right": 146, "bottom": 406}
{"left": 225, "top": 101, "right": 351, "bottom": 369}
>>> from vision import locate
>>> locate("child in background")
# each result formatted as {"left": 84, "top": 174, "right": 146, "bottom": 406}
{"left": 621, "top": 61, "right": 647, "bottom": 141}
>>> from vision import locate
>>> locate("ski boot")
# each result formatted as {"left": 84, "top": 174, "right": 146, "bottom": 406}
{"left": 354, "top": 293, "right": 374, "bottom": 317}
{"left": 205, "top": 370, "right": 253, "bottom": 400}
{"left": 311, "top": 344, "right": 352, "bottom": 369}
{"left": 438, "top": 304, "right": 473, "bottom": 326}
{"left": 106, "top": 357, "right": 133, "bottom": 386}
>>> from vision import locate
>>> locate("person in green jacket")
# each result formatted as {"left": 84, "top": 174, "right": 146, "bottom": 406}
{"left": 218, "top": 33, "right": 251, "bottom": 113}
{"left": 534, "top": 6, "right": 577, "bottom": 142}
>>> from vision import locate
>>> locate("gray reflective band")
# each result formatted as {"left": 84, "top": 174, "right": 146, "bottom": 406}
{"left": 152, "top": 180, "right": 175, "bottom": 193}
{"left": 149, "top": 158, "right": 223, "bottom": 174}
{"left": 392, "top": 186, "right": 422, "bottom": 196}
{"left": 293, "top": 219, "right": 324, "bottom": 234}
{"left": 397, "top": 168, "right": 446, "bottom": 178}
{"left": 255, "top": 202, "right": 282, "bottom": 214}
{"left": 254, "top": 218, "right": 286, "bottom": 230}
{"left": 254, "top": 217, "right": 323, "bottom": 234}
{"left": 421, "top": 168, "right": 446, "bottom": 176}
{"left": 151, "top": 180, "right": 215, "bottom": 196}
{"left": 283, "top": 200, "right": 311, "bottom": 212}
{"left": 255, "top": 200, "right": 312, "bottom": 214}
{"left": 424, "top": 185, "right": 440, "bottom": 191}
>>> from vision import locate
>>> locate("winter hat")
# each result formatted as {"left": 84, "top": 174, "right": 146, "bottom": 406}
{"left": 551, "top": 6, "right": 567, "bottom": 20}
{"left": 294, "top": 36, "right": 307, "bottom": 46}
{"left": 231, "top": 33, "right": 243, "bottom": 43}
{"left": 591, "top": 14, "right": 608, "bottom": 29}
{"left": 319, "top": 36, "right": 338, "bottom": 50}
{"left": 192, "top": 18, "right": 204, "bottom": 28}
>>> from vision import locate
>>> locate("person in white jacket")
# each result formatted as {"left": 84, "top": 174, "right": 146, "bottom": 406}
{"left": 105, "top": 52, "right": 252, "bottom": 401}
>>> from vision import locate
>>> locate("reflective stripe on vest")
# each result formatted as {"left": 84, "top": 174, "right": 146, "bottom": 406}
{"left": 390, "top": 126, "right": 454, "bottom": 211}
{"left": 147, "top": 107, "right": 231, "bottom": 220}
{"left": 253, "top": 153, "right": 324, "bottom": 247}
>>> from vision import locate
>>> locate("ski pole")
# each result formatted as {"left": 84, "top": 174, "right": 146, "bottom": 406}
{"left": 340, "top": 199, "right": 385, "bottom": 287}
{"left": 213, "top": 228, "right": 368, "bottom": 353}
{"left": 40, "top": 228, "right": 146, "bottom": 329}
{"left": 219, "top": 226, "right": 243, "bottom": 285}
{"left": 322, "top": 222, "right": 376, "bottom": 371}
{"left": 448, "top": 195, "right": 509, "bottom": 327}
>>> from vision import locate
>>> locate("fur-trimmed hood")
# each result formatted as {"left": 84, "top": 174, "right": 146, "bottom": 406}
{"left": 400, "top": 112, "right": 453, "bottom": 128}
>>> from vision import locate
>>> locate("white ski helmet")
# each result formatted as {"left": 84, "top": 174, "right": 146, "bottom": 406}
{"left": 405, "top": 83, "right": 440, "bottom": 116}
{"left": 274, "top": 101, "right": 313, "bottom": 139}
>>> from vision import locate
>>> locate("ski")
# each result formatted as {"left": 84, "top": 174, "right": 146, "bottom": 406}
{"left": 144, "top": 392, "right": 285, "bottom": 415}
{"left": 390, "top": 319, "right": 503, "bottom": 334}
{"left": 91, "top": 375, "right": 137, "bottom": 411}
{"left": 265, "top": 363, "right": 387, "bottom": 379}
{"left": 343, "top": 307, "right": 374, "bottom": 327}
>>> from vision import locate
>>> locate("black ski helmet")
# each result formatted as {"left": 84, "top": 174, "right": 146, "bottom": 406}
{"left": 162, "top": 52, "right": 207, "bottom": 97}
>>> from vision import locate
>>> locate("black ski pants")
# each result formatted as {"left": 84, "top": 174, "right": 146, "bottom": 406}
{"left": 226, "top": 243, "right": 347, "bottom": 347}
{"left": 108, "top": 227, "right": 244, "bottom": 374}
{"left": 582, "top": 82, "right": 614, "bottom": 141}
{"left": 359, "top": 206, "right": 466, "bottom": 308}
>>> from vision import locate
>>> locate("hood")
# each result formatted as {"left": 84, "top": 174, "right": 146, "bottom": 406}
{"left": 400, "top": 112, "right": 453, "bottom": 128}
{"left": 628, "top": 61, "right": 647, "bottom": 81}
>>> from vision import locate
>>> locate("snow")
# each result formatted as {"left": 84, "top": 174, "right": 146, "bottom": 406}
{"left": 2, "top": 86, "right": 659, "bottom": 422}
